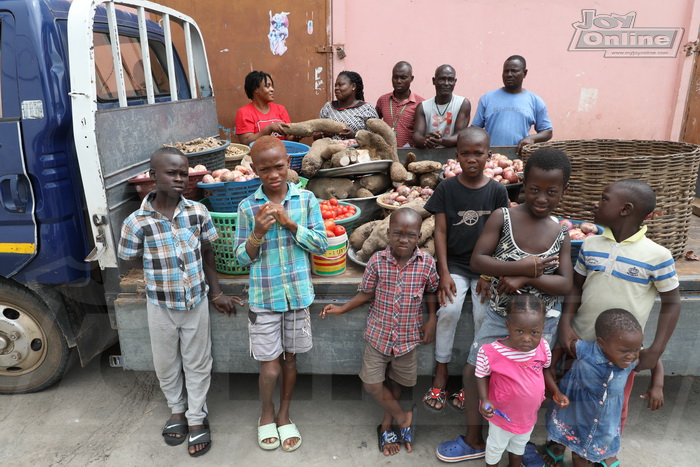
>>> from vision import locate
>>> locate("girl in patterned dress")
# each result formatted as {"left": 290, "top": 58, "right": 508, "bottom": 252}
{"left": 544, "top": 309, "right": 664, "bottom": 467}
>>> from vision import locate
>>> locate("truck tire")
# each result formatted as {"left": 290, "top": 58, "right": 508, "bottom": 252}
{"left": 0, "top": 282, "right": 72, "bottom": 393}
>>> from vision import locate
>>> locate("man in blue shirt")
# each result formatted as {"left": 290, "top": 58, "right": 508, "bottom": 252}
{"left": 471, "top": 55, "right": 553, "bottom": 155}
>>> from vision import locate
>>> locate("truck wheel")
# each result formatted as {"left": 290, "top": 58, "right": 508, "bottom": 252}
{"left": 0, "top": 283, "right": 71, "bottom": 393}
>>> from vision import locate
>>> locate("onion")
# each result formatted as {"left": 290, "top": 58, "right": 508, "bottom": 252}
{"left": 580, "top": 222, "right": 598, "bottom": 234}
{"left": 559, "top": 219, "right": 574, "bottom": 231}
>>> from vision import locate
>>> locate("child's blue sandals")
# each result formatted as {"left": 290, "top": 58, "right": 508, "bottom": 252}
{"left": 376, "top": 425, "right": 399, "bottom": 452}
{"left": 399, "top": 404, "right": 418, "bottom": 445}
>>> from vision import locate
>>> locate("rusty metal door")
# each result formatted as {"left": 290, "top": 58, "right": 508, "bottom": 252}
{"left": 157, "top": 0, "right": 331, "bottom": 141}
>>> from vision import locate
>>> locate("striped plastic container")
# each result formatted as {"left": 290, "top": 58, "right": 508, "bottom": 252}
{"left": 311, "top": 233, "right": 347, "bottom": 276}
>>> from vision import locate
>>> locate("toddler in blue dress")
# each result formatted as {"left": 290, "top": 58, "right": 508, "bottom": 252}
{"left": 545, "top": 308, "right": 664, "bottom": 467}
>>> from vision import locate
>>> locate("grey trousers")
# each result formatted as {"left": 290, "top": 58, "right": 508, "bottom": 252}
{"left": 146, "top": 298, "right": 212, "bottom": 425}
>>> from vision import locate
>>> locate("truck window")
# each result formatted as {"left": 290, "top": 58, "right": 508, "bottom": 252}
{"left": 93, "top": 32, "right": 170, "bottom": 101}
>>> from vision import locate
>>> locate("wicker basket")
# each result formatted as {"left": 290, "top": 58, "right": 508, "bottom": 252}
{"left": 224, "top": 143, "right": 251, "bottom": 169}
{"left": 520, "top": 139, "right": 700, "bottom": 258}
{"left": 185, "top": 140, "right": 229, "bottom": 170}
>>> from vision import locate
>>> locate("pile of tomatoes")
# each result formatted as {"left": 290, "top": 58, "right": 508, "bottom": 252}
{"left": 319, "top": 198, "right": 357, "bottom": 221}
{"left": 324, "top": 220, "right": 346, "bottom": 238}
{"left": 319, "top": 199, "right": 357, "bottom": 238}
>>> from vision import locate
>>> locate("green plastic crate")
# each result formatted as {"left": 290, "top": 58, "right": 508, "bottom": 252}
{"left": 209, "top": 210, "right": 249, "bottom": 275}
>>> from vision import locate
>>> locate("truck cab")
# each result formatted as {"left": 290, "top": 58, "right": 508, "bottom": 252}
{"left": 0, "top": 0, "right": 216, "bottom": 393}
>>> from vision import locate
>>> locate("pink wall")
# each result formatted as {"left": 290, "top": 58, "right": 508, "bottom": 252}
{"left": 332, "top": 0, "right": 699, "bottom": 141}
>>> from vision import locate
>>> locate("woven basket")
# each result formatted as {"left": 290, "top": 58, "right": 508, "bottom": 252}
{"left": 520, "top": 139, "right": 700, "bottom": 258}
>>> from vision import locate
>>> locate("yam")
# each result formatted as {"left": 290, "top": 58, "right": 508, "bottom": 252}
{"left": 403, "top": 151, "right": 417, "bottom": 169}
{"left": 320, "top": 143, "right": 346, "bottom": 160}
{"left": 302, "top": 138, "right": 335, "bottom": 177}
{"left": 403, "top": 171, "right": 418, "bottom": 186}
{"left": 283, "top": 119, "right": 346, "bottom": 137}
{"left": 354, "top": 187, "right": 374, "bottom": 198}
{"left": 357, "top": 216, "right": 391, "bottom": 262}
{"left": 418, "top": 216, "right": 435, "bottom": 246}
{"left": 419, "top": 173, "right": 440, "bottom": 189}
{"left": 420, "top": 237, "right": 435, "bottom": 256}
{"left": 390, "top": 161, "right": 408, "bottom": 183}
{"left": 408, "top": 160, "right": 443, "bottom": 174}
{"left": 366, "top": 118, "right": 398, "bottom": 149}
{"left": 331, "top": 149, "right": 355, "bottom": 167}
{"left": 358, "top": 174, "right": 391, "bottom": 195}
{"left": 349, "top": 220, "right": 380, "bottom": 250}
{"left": 356, "top": 149, "right": 372, "bottom": 163}
{"left": 307, "top": 177, "right": 354, "bottom": 200}
{"left": 402, "top": 198, "right": 431, "bottom": 219}
{"left": 286, "top": 169, "right": 300, "bottom": 184}
{"left": 355, "top": 130, "right": 399, "bottom": 163}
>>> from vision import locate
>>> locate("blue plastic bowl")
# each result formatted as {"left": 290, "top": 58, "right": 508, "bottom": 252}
{"left": 249, "top": 140, "right": 310, "bottom": 172}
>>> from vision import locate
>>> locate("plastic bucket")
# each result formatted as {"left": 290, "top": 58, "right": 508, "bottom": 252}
{"left": 311, "top": 233, "right": 347, "bottom": 276}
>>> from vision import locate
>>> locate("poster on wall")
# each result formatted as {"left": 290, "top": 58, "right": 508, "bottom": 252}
{"left": 268, "top": 10, "right": 290, "bottom": 56}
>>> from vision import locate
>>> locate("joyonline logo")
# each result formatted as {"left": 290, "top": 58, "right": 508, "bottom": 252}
{"left": 569, "top": 10, "right": 684, "bottom": 58}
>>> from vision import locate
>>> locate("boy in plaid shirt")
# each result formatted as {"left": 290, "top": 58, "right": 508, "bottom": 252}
{"left": 118, "top": 147, "right": 241, "bottom": 457}
{"left": 234, "top": 136, "right": 327, "bottom": 452}
{"left": 321, "top": 207, "right": 439, "bottom": 457}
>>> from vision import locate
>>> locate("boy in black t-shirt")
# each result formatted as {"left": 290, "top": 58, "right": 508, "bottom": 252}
{"left": 422, "top": 127, "right": 509, "bottom": 411}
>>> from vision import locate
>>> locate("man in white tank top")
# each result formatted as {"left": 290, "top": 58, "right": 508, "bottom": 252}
{"left": 413, "top": 64, "right": 471, "bottom": 148}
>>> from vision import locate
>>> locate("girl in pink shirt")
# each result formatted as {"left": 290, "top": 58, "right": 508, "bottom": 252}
{"left": 475, "top": 294, "right": 569, "bottom": 467}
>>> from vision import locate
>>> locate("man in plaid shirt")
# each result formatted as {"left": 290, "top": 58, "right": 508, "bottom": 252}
{"left": 234, "top": 136, "right": 327, "bottom": 453}
{"left": 321, "top": 208, "right": 439, "bottom": 457}
{"left": 119, "top": 147, "right": 241, "bottom": 457}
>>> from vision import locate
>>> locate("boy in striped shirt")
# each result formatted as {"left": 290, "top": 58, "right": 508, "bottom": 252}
{"left": 550, "top": 179, "right": 681, "bottom": 466}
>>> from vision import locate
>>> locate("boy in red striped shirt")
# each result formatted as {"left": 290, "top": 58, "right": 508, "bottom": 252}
{"left": 320, "top": 207, "right": 438, "bottom": 456}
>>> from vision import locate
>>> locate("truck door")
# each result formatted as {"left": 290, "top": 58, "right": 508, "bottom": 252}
{"left": 0, "top": 11, "right": 38, "bottom": 277}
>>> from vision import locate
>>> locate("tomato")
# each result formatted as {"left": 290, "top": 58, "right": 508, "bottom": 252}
{"left": 326, "top": 230, "right": 336, "bottom": 237}
{"left": 324, "top": 219, "right": 336, "bottom": 229}
{"left": 333, "top": 225, "right": 346, "bottom": 236}
{"left": 322, "top": 210, "right": 333, "bottom": 220}
{"left": 329, "top": 198, "right": 339, "bottom": 206}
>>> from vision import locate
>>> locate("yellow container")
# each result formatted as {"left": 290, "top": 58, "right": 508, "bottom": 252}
{"left": 311, "top": 234, "right": 347, "bottom": 276}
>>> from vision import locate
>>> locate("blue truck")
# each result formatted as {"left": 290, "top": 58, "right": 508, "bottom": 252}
{"left": 0, "top": 0, "right": 219, "bottom": 393}
{"left": 3, "top": 0, "right": 699, "bottom": 395}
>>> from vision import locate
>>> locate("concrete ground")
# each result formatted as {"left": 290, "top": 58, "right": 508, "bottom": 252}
{"left": 2, "top": 350, "right": 699, "bottom": 466}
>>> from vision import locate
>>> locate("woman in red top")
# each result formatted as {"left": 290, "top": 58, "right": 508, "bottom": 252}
{"left": 235, "top": 71, "right": 297, "bottom": 145}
